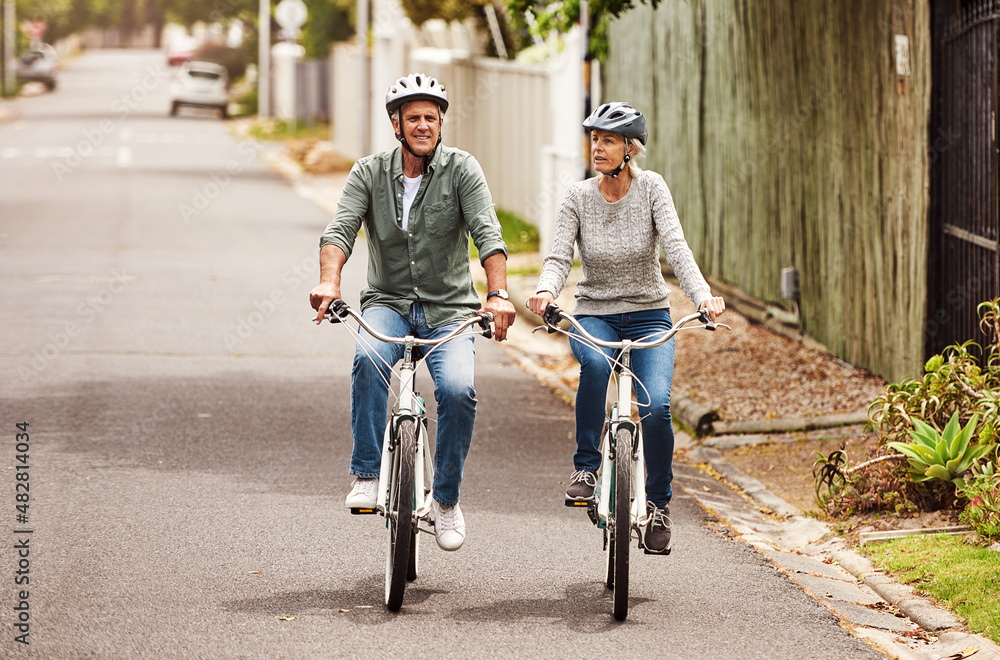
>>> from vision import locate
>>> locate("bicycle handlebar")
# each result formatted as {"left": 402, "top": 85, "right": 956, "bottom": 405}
{"left": 542, "top": 304, "right": 720, "bottom": 350}
{"left": 325, "top": 299, "right": 494, "bottom": 344}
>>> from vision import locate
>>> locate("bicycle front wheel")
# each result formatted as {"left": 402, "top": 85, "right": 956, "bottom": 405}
{"left": 385, "top": 419, "right": 416, "bottom": 611}
{"left": 612, "top": 427, "right": 633, "bottom": 621}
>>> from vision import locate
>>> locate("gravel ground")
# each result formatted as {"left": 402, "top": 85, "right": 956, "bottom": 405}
{"left": 667, "top": 287, "right": 887, "bottom": 423}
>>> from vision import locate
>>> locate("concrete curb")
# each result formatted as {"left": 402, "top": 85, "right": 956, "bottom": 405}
{"left": 693, "top": 444, "right": 1000, "bottom": 659}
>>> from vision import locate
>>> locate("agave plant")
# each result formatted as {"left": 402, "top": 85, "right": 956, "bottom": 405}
{"left": 887, "top": 412, "right": 995, "bottom": 487}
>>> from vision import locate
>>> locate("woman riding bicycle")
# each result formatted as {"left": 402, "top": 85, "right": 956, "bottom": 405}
{"left": 527, "top": 102, "right": 725, "bottom": 554}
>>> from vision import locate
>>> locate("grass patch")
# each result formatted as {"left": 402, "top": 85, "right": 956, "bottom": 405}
{"left": 862, "top": 534, "right": 1000, "bottom": 642}
{"left": 470, "top": 208, "right": 539, "bottom": 258}
{"left": 245, "top": 118, "right": 332, "bottom": 142}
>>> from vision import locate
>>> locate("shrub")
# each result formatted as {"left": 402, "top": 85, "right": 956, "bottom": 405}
{"left": 959, "top": 463, "right": 1000, "bottom": 542}
{"left": 814, "top": 298, "right": 1000, "bottom": 517}
{"left": 887, "top": 412, "right": 994, "bottom": 488}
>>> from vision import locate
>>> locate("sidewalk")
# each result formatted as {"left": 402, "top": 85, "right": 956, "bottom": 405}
{"left": 267, "top": 147, "right": 1000, "bottom": 660}
{"left": 0, "top": 99, "right": 15, "bottom": 124}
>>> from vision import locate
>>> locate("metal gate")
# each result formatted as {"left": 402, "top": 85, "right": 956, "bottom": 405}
{"left": 929, "top": 0, "right": 1000, "bottom": 357}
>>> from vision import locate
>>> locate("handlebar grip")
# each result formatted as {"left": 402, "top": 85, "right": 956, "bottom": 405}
{"left": 478, "top": 313, "right": 493, "bottom": 339}
{"left": 326, "top": 299, "right": 349, "bottom": 323}
{"left": 542, "top": 303, "right": 562, "bottom": 334}
{"left": 697, "top": 307, "right": 718, "bottom": 331}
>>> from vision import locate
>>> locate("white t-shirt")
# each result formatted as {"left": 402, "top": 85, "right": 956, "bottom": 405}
{"left": 401, "top": 174, "right": 423, "bottom": 230}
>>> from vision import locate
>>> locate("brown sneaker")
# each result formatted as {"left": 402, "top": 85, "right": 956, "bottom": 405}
{"left": 644, "top": 501, "right": 672, "bottom": 554}
{"left": 565, "top": 470, "right": 597, "bottom": 501}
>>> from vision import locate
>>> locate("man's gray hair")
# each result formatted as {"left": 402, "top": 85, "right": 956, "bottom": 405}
{"left": 393, "top": 101, "right": 445, "bottom": 126}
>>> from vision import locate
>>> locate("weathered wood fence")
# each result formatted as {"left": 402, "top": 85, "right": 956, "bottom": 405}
{"left": 605, "top": 1, "right": 931, "bottom": 382}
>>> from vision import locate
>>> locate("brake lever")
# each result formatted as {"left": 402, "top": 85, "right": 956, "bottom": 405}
{"left": 325, "top": 299, "right": 349, "bottom": 323}
{"left": 479, "top": 312, "right": 494, "bottom": 339}
{"left": 542, "top": 303, "right": 562, "bottom": 334}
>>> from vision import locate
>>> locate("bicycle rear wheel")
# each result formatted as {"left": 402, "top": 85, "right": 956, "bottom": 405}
{"left": 385, "top": 420, "right": 416, "bottom": 611}
{"left": 612, "top": 427, "right": 633, "bottom": 621}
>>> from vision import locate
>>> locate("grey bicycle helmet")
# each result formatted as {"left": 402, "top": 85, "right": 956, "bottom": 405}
{"left": 385, "top": 72, "right": 449, "bottom": 116}
{"left": 583, "top": 102, "right": 647, "bottom": 178}
{"left": 583, "top": 102, "right": 647, "bottom": 145}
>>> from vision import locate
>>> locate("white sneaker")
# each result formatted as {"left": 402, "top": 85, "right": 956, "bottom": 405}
{"left": 345, "top": 478, "right": 378, "bottom": 509}
{"left": 432, "top": 500, "right": 465, "bottom": 551}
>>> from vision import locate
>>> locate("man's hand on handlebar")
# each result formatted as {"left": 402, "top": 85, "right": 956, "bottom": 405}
{"left": 482, "top": 297, "right": 515, "bottom": 342}
{"left": 699, "top": 296, "right": 726, "bottom": 323}
{"left": 309, "top": 282, "right": 341, "bottom": 324}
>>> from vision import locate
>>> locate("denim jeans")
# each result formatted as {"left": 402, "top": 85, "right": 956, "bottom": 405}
{"left": 349, "top": 303, "right": 477, "bottom": 507}
{"left": 569, "top": 309, "right": 676, "bottom": 506}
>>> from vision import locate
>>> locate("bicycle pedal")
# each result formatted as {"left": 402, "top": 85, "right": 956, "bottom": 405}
{"left": 349, "top": 507, "right": 377, "bottom": 515}
{"left": 565, "top": 498, "right": 592, "bottom": 508}
{"left": 643, "top": 547, "right": 672, "bottom": 556}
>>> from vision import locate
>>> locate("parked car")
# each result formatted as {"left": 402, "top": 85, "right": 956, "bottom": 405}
{"left": 16, "top": 44, "right": 59, "bottom": 90}
{"left": 169, "top": 61, "right": 230, "bottom": 119}
{"left": 166, "top": 35, "right": 198, "bottom": 66}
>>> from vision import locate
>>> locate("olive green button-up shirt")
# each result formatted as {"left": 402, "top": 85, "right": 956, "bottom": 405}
{"left": 320, "top": 145, "right": 508, "bottom": 328}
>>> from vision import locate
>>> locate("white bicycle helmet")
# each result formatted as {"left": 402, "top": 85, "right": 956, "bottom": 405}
{"left": 385, "top": 73, "right": 449, "bottom": 117}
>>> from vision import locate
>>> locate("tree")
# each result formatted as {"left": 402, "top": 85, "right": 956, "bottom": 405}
{"left": 505, "top": 0, "right": 663, "bottom": 60}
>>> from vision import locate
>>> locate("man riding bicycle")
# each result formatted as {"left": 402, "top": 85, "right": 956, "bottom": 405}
{"left": 310, "top": 73, "right": 516, "bottom": 551}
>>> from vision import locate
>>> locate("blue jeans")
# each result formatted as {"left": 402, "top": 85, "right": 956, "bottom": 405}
{"left": 350, "top": 303, "right": 477, "bottom": 507}
{"left": 569, "top": 309, "right": 676, "bottom": 506}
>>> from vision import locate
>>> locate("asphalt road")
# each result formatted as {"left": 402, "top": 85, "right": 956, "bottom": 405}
{"left": 0, "top": 50, "right": 883, "bottom": 658}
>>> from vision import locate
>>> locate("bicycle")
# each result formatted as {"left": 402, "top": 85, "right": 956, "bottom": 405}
{"left": 325, "top": 299, "right": 493, "bottom": 612}
{"left": 539, "top": 303, "right": 728, "bottom": 621}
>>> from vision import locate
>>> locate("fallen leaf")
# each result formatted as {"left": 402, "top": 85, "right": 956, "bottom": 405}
{"left": 934, "top": 646, "right": 978, "bottom": 659}
{"left": 248, "top": 571, "right": 261, "bottom": 574}
{"left": 278, "top": 616, "right": 298, "bottom": 621}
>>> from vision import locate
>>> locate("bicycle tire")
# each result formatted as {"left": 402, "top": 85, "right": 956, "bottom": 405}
{"left": 612, "top": 427, "right": 633, "bottom": 621}
{"left": 385, "top": 419, "right": 416, "bottom": 611}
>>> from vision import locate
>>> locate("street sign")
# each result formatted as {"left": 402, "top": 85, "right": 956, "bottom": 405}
{"left": 274, "top": 0, "right": 307, "bottom": 34}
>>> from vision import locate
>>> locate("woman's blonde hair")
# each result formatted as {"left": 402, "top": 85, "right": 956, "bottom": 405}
{"left": 625, "top": 137, "right": 644, "bottom": 177}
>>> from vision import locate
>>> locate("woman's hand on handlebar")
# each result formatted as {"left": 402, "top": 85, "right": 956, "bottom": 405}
{"left": 310, "top": 282, "right": 342, "bottom": 324}
{"left": 526, "top": 291, "right": 555, "bottom": 317}
{"left": 699, "top": 295, "right": 726, "bottom": 323}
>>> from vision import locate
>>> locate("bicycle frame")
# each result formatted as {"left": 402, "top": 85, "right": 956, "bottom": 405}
{"left": 595, "top": 347, "right": 650, "bottom": 533}
{"left": 329, "top": 299, "right": 492, "bottom": 524}
{"left": 373, "top": 340, "right": 436, "bottom": 521}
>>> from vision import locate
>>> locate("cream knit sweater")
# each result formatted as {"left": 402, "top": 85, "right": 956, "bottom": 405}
{"left": 536, "top": 171, "right": 711, "bottom": 316}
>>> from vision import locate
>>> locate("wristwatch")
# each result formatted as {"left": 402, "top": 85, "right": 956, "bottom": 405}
{"left": 486, "top": 289, "right": 509, "bottom": 301}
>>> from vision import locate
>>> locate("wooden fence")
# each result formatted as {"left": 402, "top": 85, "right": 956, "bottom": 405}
{"left": 605, "top": 1, "right": 931, "bottom": 382}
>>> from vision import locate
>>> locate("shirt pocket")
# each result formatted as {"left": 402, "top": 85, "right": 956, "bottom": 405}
{"left": 421, "top": 199, "right": 461, "bottom": 237}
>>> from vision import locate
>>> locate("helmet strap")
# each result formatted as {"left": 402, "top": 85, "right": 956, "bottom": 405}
{"left": 396, "top": 132, "right": 443, "bottom": 175}
{"left": 609, "top": 153, "right": 630, "bottom": 179}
